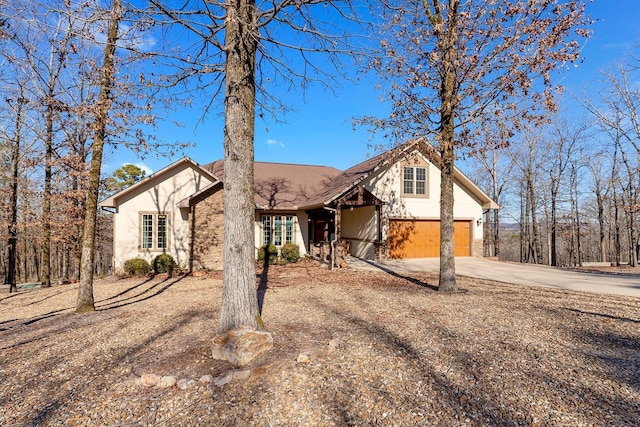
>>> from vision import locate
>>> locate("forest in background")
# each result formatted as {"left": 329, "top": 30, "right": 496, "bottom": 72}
{"left": 0, "top": 0, "right": 637, "bottom": 287}
{"left": 473, "top": 59, "right": 640, "bottom": 268}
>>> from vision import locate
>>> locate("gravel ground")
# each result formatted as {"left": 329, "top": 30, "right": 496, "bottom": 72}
{"left": 1, "top": 259, "right": 639, "bottom": 426}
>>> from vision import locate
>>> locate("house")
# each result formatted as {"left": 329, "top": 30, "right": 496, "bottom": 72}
{"left": 100, "top": 139, "right": 498, "bottom": 274}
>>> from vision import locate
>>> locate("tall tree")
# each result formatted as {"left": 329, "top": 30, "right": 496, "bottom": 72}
{"left": 366, "top": 0, "right": 590, "bottom": 291}
{"left": 545, "top": 118, "right": 586, "bottom": 266}
{"left": 76, "top": 0, "right": 123, "bottom": 312}
{"left": 149, "top": 0, "right": 364, "bottom": 332}
{"left": 5, "top": 0, "right": 83, "bottom": 287}
{"left": 103, "top": 164, "right": 146, "bottom": 196}
{"left": 584, "top": 61, "right": 640, "bottom": 267}
{"left": 509, "top": 126, "right": 545, "bottom": 264}
{"left": 471, "top": 127, "right": 513, "bottom": 258}
{"left": 586, "top": 152, "right": 611, "bottom": 263}
{"left": 4, "top": 93, "right": 26, "bottom": 293}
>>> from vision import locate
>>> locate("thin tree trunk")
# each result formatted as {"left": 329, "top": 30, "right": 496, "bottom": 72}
{"left": 76, "top": 0, "right": 122, "bottom": 313}
{"left": 527, "top": 176, "right": 542, "bottom": 264}
{"left": 41, "top": 87, "right": 54, "bottom": 288}
{"left": 218, "top": 0, "right": 260, "bottom": 332}
{"left": 550, "top": 191, "right": 558, "bottom": 266}
{"left": 574, "top": 176, "right": 583, "bottom": 267}
{"left": 491, "top": 162, "right": 500, "bottom": 258}
{"left": 614, "top": 193, "right": 621, "bottom": 266}
{"left": 519, "top": 181, "right": 524, "bottom": 262}
{"left": 595, "top": 178, "right": 606, "bottom": 263}
{"left": 6, "top": 97, "right": 23, "bottom": 293}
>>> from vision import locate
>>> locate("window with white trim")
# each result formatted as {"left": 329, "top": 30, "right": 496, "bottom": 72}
{"left": 402, "top": 166, "right": 427, "bottom": 197}
{"left": 262, "top": 214, "right": 295, "bottom": 246}
{"left": 140, "top": 213, "right": 169, "bottom": 250}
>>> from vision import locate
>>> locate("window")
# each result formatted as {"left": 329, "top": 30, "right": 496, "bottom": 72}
{"left": 142, "top": 214, "right": 153, "bottom": 249}
{"left": 285, "top": 216, "right": 294, "bottom": 243}
{"left": 274, "top": 216, "right": 283, "bottom": 246}
{"left": 262, "top": 214, "right": 295, "bottom": 246}
{"left": 157, "top": 215, "right": 168, "bottom": 249}
{"left": 262, "top": 216, "right": 271, "bottom": 246}
{"left": 403, "top": 166, "right": 427, "bottom": 197}
{"left": 140, "top": 212, "right": 169, "bottom": 251}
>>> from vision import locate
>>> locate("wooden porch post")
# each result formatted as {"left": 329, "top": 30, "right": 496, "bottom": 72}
{"left": 331, "top": 206, "right": 342, "bottom": 269}
{"left": 375, "top": 204, "right": 383, "bottom": 260}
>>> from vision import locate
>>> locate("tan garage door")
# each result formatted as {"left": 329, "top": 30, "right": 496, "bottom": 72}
{"left": 388, "top": 219, "right": 470, "bottom": 259}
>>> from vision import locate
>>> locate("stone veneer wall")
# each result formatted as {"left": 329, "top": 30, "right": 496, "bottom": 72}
{"left": 472, "top": 238, "right": 483, "bottom": 258}
{"left": 191, "top": 190, "right": 224, "bottom": 271}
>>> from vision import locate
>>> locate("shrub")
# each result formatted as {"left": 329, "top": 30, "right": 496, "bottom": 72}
{"left": 123, "top": 258, "right": 151, "bottom": 276}
{"left": 257, "top": 243, "right": 278, "bottom": 264}
{"left": 280, "top": 243, "right": 300, "bottom": 263}
{"left": 153, "top": 253, "right": 177, "bottom": 275}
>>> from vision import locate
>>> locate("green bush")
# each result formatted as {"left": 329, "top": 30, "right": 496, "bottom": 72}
{"left": 280, "top": 243, "right": 300, "bottom": 263}
{"left": 257, "top": 243, "right": 278, "bottom": 264}
{"left": 153, "top": 253, "right": 177, "bottom": 275}
{"left": 123, "top": 258, "right": 151, "bottom": 276}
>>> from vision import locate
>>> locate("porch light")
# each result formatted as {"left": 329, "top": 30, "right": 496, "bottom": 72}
{"left": 476, "top": 218, "right": 482, "bottom": 226}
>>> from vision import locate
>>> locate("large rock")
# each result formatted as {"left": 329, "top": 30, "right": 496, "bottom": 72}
{"left": 211, "top": 326, "right": 273, "bottom": 366}
{"left": 157, "top": 375, "right": 177, "bottom": 389}
{"left": 213, "top": 369, "right": 252, "bottom": 387}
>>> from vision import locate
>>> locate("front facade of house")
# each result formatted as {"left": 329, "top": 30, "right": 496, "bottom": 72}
{"left": 100, "top": 158, "right": 219, "bottom": 273}
{"left": 100, "top": 140, "right": 498, "bottom": 274}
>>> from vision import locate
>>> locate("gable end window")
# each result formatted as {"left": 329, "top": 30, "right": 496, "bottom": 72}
{"left": 140, "top": 212, "right": 170, "bottom": 251}
{"left": 402, "top": 166, "right": 428, "bottom": 197}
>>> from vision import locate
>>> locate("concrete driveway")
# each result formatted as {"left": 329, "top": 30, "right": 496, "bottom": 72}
{"left": 349, "top": 257, "right": 640, "bottom": 298}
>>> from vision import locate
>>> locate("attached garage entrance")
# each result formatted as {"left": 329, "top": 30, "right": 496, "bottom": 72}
{"left": 388, "top": 219, "right": 471, "bottom": 258}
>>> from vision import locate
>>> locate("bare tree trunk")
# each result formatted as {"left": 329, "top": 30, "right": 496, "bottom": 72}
{"left": 41, "top": 86, "right": 54, "bottom": 288}
{"left": 436, "top": 0, "right": 460, "bottom": 293}
{"left": 492, "top": 166, "right": 500, "bottom": 258}
{"left": 572, "top": 167, "right": 583, "bottom": 266}
{"left": 439, "top": 139, "right": 456, "bottom": 292}
{"left": 550, "top": 191, "right": 558, "bottom": 266}
{"left": 76, "top": 0, "right": 122, "bottom": 313}
{"left": 6, "top": 97, "right": 24, "bottom": 293}
{"left": 614, "top": 193, "right": 621, "bottom": 266}
{"left": 218, "top": 0, "right": 260, "bottom": 332}
{"left": 627, "top": 207, "right": 637, "bottom": 267}
{"left": 595, "top": 173, "right": 607, "bottom": 263}
{"left": 520, "top": 180, "right": 526, "bottom": 263}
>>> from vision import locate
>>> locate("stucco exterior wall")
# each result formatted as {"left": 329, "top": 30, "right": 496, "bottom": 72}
{"left": 111, "top": 163, "right": 214, "bottom": 273}
{"left": 363, "top": 151, "right": 484, "bottom": 257}
{"left": 341, "top": 206, "right": 377, "bottom": 259}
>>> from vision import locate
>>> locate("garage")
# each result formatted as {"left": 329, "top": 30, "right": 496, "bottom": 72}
{"left": 388, "top": 219, "right": 471, "bottom": 258}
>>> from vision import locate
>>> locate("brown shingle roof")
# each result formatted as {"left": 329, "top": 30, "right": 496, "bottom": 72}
{"left": 204, "top": 160, "right": 343, "bottom": 209}
{"left": 302, "top": 139, "right": 435, "bottom": 207}
{"left": 203, "top": 139, "right": 439, "bottom": 210}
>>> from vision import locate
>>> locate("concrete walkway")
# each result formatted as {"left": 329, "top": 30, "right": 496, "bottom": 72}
{"left": 348, "top": 257, "right": 640, "bottom": 298}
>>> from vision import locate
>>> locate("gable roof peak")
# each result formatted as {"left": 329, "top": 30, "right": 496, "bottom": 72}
{"left": 99, "top": 156, "right": 219, "bottom": 208}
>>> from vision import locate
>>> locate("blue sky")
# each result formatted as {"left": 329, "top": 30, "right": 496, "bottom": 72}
{"left": 103, "top": 1, "right": 640, "bottom": 177}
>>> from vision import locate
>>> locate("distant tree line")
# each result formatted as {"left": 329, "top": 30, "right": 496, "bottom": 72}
{"left": 474, "top": 55, "right": 640, "bottom": 268}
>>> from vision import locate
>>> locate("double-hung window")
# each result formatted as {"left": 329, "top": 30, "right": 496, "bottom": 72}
{"left": 262, "top": 215, "right": 295, "bottom": 246}
{"left": 402, "top": 166, "right": 428, "bottom": 197}
{"left": 140, "top": 212, "right": 169, "bottom": 250}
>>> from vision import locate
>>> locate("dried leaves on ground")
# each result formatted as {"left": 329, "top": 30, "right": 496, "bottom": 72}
{"left": 1, "top": 259, "right": 639, "bottom": 426}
